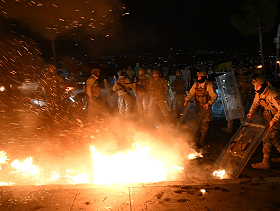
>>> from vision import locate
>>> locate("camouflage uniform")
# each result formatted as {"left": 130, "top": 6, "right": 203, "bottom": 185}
{"left": 135, "top": 71, "right": 149, "bottom": 120}
{"left": 113, "top": 75, "right": 136, "bottom": 119}
{"left": 171, "top": 73, "right": 186, "bottom": 118}
{"left": 36, "top": 65, "right": 65, "bottom": 118}
{"left": 184, "top": 78, "right": 218, "bottom": 146}
{"left": 248, "top": 78, "right": 280, "bottom": 170}
{"left": 147, "top": 73, "right": 169, "bottom": 122}
{"left": 85, "top": 69, "right": 101, "bottom": 118}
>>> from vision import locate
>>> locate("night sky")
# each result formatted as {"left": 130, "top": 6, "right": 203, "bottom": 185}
{"left": 122, "top": 0, "right": 280, "bottom": 54}
{"left": 0, "top": 0, "right": 279, "bottom": 59}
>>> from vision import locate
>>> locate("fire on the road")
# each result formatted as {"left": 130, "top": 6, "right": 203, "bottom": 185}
{"left": 0, "top": 142, "right": 188, "bottom": 185}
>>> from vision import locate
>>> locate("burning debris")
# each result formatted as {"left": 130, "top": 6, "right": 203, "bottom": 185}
{"left": 213, "top": 170, "right": 226, "bottom": 179}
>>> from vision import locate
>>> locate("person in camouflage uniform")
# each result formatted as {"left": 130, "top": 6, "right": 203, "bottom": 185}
{"left": 171, "top": 70, "right": 186, "bottom": 119}
{"left": 85, "top": 68, "right": 101, "bottom": 118}
{"left": 135, "top": 67, "right": 149, "bottom": 120}
{"left": 36, "top": 64, "right": 66, "bottom": 118}
{"left": 147, "top": 69, "right": 170, "bottom": 123}
{"left": 113, "top": 70, "right": 137, "bottom": 119}
{"left": 184, "top": 70, "right": 218, "bottom": 147}
{"left": 247, "top": 76, "right": 280, "bottom": 170}
{"left": 222, "top": 68, "right": 252, "bottom": 133}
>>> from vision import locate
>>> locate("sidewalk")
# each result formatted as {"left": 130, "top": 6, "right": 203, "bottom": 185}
{"left": 0, "top": 177, "right": 279, "bottom": 211}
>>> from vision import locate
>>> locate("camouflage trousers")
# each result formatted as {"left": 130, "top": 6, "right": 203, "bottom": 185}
{"left": 147, "top": 98, "right": 169, "bottom": 121}
{"left": 88, "top": 97, "right": 98, "bottom": 118}
{"left": 172, "top": 94, "right": 185, "bottom": 117}
{"left": 262, "top": 122, "right": 280, "bottom": 156}
{"left": 196, "top": 105, "right": 211, "bottom": 143}
{"left": 117, "top": 94, "right": 132, "bottom": 119}
{"left": 136, "top": 92, "right": 149, "bottom": 120}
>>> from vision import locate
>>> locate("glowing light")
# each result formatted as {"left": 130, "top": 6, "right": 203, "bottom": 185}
{"left": 73, "top": 174, "right": 90, "bottom": 184}
{"left": 172, "top": 165, "right": 184, "bottom": 171}
{"left": 213, "top": 170, "right": 226, "bottom": 179}
{"left": 0, "top": 151, "right": 7, "bottom": 164}
{"left": 0, "top": 86, "right": 5, "bottom": 92}
{"left": 11, "top": 157, "right": 39, "bottom": 176}
{"left": 200, "top": 189, "right": 206, "bottom": 194}
{"left": 90, "top": 144, "right": 166, "bottom": 184}
{"left": 188, "top": 151, "right": 203, "bottom": 160}
{"left": 256, "top": 65, "right": 262, "bottom": 69}
{"left": 50, "top": 172, "right": 60, "bottom": 181}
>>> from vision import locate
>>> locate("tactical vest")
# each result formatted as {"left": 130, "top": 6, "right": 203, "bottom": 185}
{"left": 116, "top": 77, "right": 130, "bottom": 95}
{"left": 194, "top": 82, "right": 210, "bottom": 105}
{"left": 259, "top": 90, "right": 278, "bottom": 120}
{"left": 149, "top": 78, "right": 165, "bottom": 100}
{"left": 83, "top": 77, "right": 100, "bottom": 97}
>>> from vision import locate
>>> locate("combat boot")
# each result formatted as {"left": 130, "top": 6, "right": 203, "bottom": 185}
{"left": 251, "top": 155, "right": 270, "bottom": 170}
{"left": 222, "top": 120, "right": 233, "bottom": 133}
{"left": 271, "top": 157, "right": 280, "bottom": 162}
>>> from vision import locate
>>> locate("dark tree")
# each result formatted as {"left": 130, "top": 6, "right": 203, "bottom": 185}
{"left": 231, "top": 0, "right": 278, "bottom": 73}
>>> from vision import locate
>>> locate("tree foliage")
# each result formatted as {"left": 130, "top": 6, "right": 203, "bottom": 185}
{"left": 230, "top": 0, "right": 278, "bottom": 36}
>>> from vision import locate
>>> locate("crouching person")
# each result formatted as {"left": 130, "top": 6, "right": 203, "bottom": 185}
{"left": 247, "top": 76, "right": 280, "bottom": 170}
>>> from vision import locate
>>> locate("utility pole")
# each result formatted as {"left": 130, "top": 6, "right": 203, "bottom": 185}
{"left": 274, "top": 24, "right": 280, "bottom": 77}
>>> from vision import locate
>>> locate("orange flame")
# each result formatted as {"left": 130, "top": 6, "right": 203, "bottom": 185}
{"left": 90, "top": 143, "right": 167, "bottom": 184}
{"left": 213, "top": 170, "right": 226, "bottom": 179}
{"left": 11, "top": 157, "right": 39, "bottom": 176}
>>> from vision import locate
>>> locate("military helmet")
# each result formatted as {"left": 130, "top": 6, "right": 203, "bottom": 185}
{"left": 91, "top": 68, "right": 100, "bottom": 74}
{"left": 197, "top": 70, "right": 208, "bottom": 77}
{"left": 176, "top": 70, "right": 182, "bottom": 75}
{"left": 138, "top": 68, "right": 146, "bottom": 75}
{"left": 252, "top": 76, "right": 268, "bottom": 85}
{"left": 152, "top": 69, "right": 161, "bottom": 75}
{"left": 117, "top": 70, "right": 125, "bottom": 76}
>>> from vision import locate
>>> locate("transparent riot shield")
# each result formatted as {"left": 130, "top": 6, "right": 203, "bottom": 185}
{"left": 215, "top": 71, "right": 245, "bottom": 121}
{"left": 165, "top": 82, "right": 174, "bottom": 112}
{"left": 214, "top": 113, "right": 268, "bottom": 178}
{"left": 177, "top": 101, "right": 206, "bottom": 143}
{"left": 104, "top": 77, "right": 118, "bottom": 113}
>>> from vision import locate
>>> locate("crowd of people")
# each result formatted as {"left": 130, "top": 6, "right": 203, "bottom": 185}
{"left": 36, "top": 62, "right": 280, "bottom": 171}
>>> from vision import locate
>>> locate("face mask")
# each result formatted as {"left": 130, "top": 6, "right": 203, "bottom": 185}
{"left": 256, "top": 82, "right": 268, "bottom": 94}
{"left": 198, "top": 76, "right": 207, "bottom": 84}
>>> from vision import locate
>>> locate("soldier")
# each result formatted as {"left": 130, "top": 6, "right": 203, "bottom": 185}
{"left": 85, "top": 68, "right": 101, "bottom": 118}
{"left": 147, "top": 69, "right": 170, "bottom": 123}
{"left": 247, "top": 76, "right": 280, "bottom": 170}
{"left": 184, "top": 70, "right": 218, "bottom": 147}
{"left": 171, "top": 70, "right": 186, "bottom": 118}
{"left": 36, "top": 64, "right": 66, "bottom": 119}
{"left": 135, "top": 68, "right": 149, "bottom": 120}
{"left": 113, "top": 70, "right": 137, "bottom": 119}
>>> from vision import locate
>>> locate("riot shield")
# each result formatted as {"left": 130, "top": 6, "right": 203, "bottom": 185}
{"left": 177, "top": 101, "right": 206, "bottom": 143}
{"left": 215, "top": 71, "right": 245, "bottom": 121}
{"left": 165, "top": 82, "right": 174, "bottom": 112}
{"left": 214, "top": 113, "right": 268, "bottom": 178}
{"left": 104, "top": 77, "right": 117, "bottom": 113}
